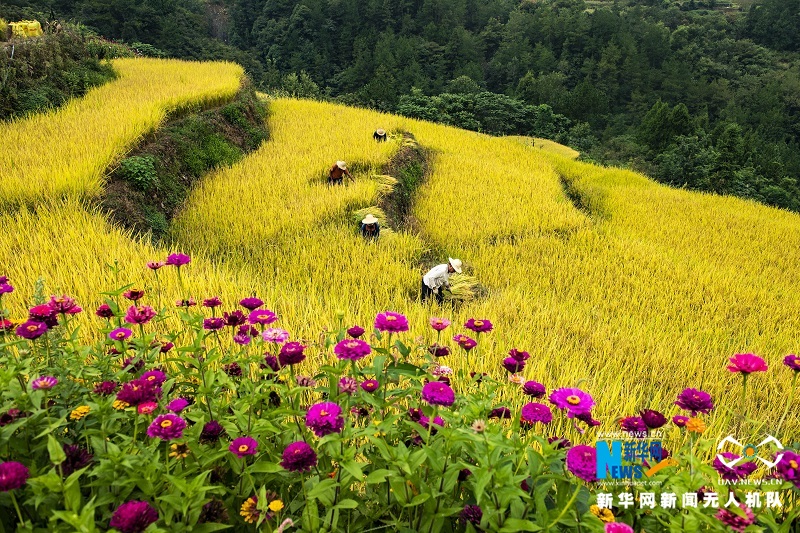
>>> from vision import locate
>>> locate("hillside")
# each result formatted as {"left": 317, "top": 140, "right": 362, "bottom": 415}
{"left": 2, "top": 58, "right": 800, "bottom": 531}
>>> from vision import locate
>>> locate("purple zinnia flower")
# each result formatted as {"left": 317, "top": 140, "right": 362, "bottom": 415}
{"left": 141, "top": 370, "right": 167, "bottom": 386}
{"left": 31, "top": 376, "right": 58, "bottom": 390}
{"left": 452, "top": 334, "right": 476, "bottom": 351}
{"left": 522, "top": 380, "right": 546, "bottom": 398}
{"left": 263, "top": 328, "right": 289, "bottom": 343}
{"left": 488, "top": 406, "right": 511, "bottom": 419}
{"left": 166, "top": 398, "right": 190, "bottom": 413}
{"left": 421, "top": 381, "right": 455, "bottom": 407}
{"left": 464, "top": 318, "right": 492, "bottom": 333}
{"left": 715, "top": 503, "right": 755, "bottom": 533}
{"left": 620, "top": 417, "right": 648, "bottom": 435}
{"left": 263, "top": 355, "right": 280, "bottom": 373}
{"left": 203, "top": 317, "right": 225, "bottom": 331}
{"left": 459, "top": 505, "right": 482, "bottom": 526}
{"left": 0, "top": 461, "right": 29, "bottom": 491}
{"left": 640, "top": 409, "right": 667, "bottom": 429}
{"left": 429, "top": 317, "right": 451, "bottom": 331}
{"left": 94, "top": 381, "right": 118, "bottom": 395}
{"left": 605, "top": 524, "right": 634, "bottom": 533}
{"left": 117, "top": 379, "right": 161, "bottom": 406}
{"left": 305, "top": 402, "right": 344, "bottom": 437}
{"left": 61, "top": 444, "right": 93, "bottom": 476}
{"left": 49, "top": 295, "right": 79, "bottom": 313}
{"left": 16, "top": 320, "right": 48, "bottom": 339}
{"left": 279, "top": 342, "right": 306, "bottom": 366}
{"left": 96, "top": 303, "right": 114, "bottom": 318}
{"left": 575, "top": 411, "right": 601, "bottom": 428}
{"left": 374, "top": 311, "right": 409, "bottom": 333}
{"left": 202, "top": 297, "right": 222, "bottom": 308}
{"left": 29, "top": 304, "right": 58, "bottom": 327}
{"left": 238, "top": 325, "right": 259, "bottom": 338}
{"left": 419, "top": 415, "right": 445, "bottom": 432}
{"left": 147, "top": 414, "right": 186, "bottom": 440}
{"left": 224, "top": 363, "right": 243, "bottom": 378}
{"left": 109, "top": 327, "right": 132, "bottom": 341}
{"left": 428, "top": 343, "right": 450, "bottom": 357}
{"left": 166, "top": 253, "right": 191, "bottom": 267}
{"left": 673, "top": 415, "right": 690, "bottom": 427}
{"left": 122, "top": 289, "right": 145, "bottom": 302}
{"left": 334, "top": 338, "right": 371, "bottom": 361}
{"left": 783, "top": 354, "right": 800, "bottom": 372}
{"left": 727, "top": 353, "right": 768, "bottom": 374}
{"left": 233, "top": 333, "right": 251, "bottom": 345}
{"left": 0, "top": 283, "right": 13, "bottom": 295}
{"left": 502, "top": 356, "right": 525, "bottom": 373}
{"left": 508, "top": 348, "right": 530, "bottom": 362}
{"left": 199, "top": 420, "right": 226, "bottom": 444}
{"left": 296, "top": 375, "right": 317, "bottom": 387}
{"left": 110, "top": 500, "right": 159, "bottom": 533}
{"left": 521, "top": 402, "right": 552, "bottom": 425}
{"left": 124, "top": 305, "right": 156, "bottom": 325}
{"left": 675, "top": 388, "right": 714, "bottom": 416}
{"left": 224, "top": 310, "right": 247, "bottom": 327}
{"left": 248, "top": 308, "right": 277, "bottom": 326}
{"left": 281, "top": 441, "right": 317, "bottom": 472}
{"left": 346, "top": 325, "right": 365, "bottom": 338}
{"left": 549, "top": 388, "right": 595, "bottom": 417}
{"left": 230, "top": 436, "right": 258, "bottom": 457}
{"left": 338, "top": 377, "right": 358, "bottom": 395}
{"left": 566, "top": 445, "right": 597, "bottom": 482}
{"left": 239, "top": 297, "right": 263, "bottom": 311}
{"left": 549, "top": 436, "right": 572, "bottom": 449}
{"left": 360, "top": 379, "right": 380, "bottom": 392}
{"left": 775, "top": 450, "right": 800, "bottom": 488}
{"left": 713, "top": 452, "right": 758, "bottom": 481}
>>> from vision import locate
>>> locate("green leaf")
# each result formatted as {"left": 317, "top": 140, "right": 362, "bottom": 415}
{"left": 498, "top": 519, "right": 542, "bottom": 532}
{"left": 47, "top": 434, "right": 66, "bottom": 465}
{"left": 341, "top": 460, "right": 364, "bottom": 481}
{"left": 365, "top": 469, "right": 394, "bottom": 484}
{"left": 334, "top": 499, "right": 359, "bottom": 510}
{"left": 406, "top": 493, "right": 431, "bottom": 507}
{"left": 307, "top": 478, "right": 337, "bottom": 501}
{"left": 248, "top": 461, "right": 284, "bottom": 474}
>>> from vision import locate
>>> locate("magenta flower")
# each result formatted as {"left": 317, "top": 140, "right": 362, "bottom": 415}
{"left": 453, "top": 334, "right": 477, "bottom": 351}
{"left": 279, "top": 342, "right": 306, "bottom": 366}
{"left": 239, "top": 297, "right": 264, "bottom": 311}
{"left": 165, "top": 253, "right": 191, "bottom": 267}
{"left": 522, "top": 381, "right": 546, "bottom": 398}
{"left": 281, "top": 441, "right": 317, "bottom": 472}
{"left": 248, "top": 308, "right": 277, "bottom": 326}
{"left": 640, "top": 409, "right": 667, "bottom": 429}
{"left": 233, "top": 333, "right": 251, "bottom": 345}
{"left": 29, "top": 304, "right": 58, "bottom": 326}
{"left": 338, "top": 377, "right": 358, "bottom": 395}
{"left": 124, "top": 305, "right": 156, "bottom": 325}
{"left": 138, "top": 402, "right": 158, "bottom": 415}
{"left": 263, "top": 355, "right": 280, "bottom": 373}
{"left": 203, "top": 317, "right": 225, "bottom": 331}
{"left": 459, "top": 505, "right": 482, "bottom": 526}
{"left": 374, "top": 311, "right": 409, "bottom": 333}
{"left": 175, "top": 297, "right": 196, "bottom": 308}
{"left": 605, "top": 524, "right": 634, "bottom": 533}
{"left": 0, "top": 283, "right": 13, "bottom": 295}
{"left": 775, "top": 450, "right": 800, "bottom": 488}
{"left": 428, "top": 343, "right": 450, "bottom": 357}
{"left": 715, "top": 503, "right": 755, "bottom": 533}
{"left": 117, "top": 379, "right": 161, "bottom": 406}
{"left": 713, "top": 452, "right": 758, "bottom": 481}
{"left": 166, "top": 398, "right": 190, "bottom": 413}
{"left": 566, "top": 445, "right": 597, "bottom": 482}
{"left": 16, "top": 320, "right": 48, "bottom": 339}
{"left": 31, "top": 376, "right": 58, "bottom": 390}
{"left": 147, "top": 414, "right": 186, "bottom": 440}
{"left": 230, "top": 436, "right": 258, "bottom": 458}
{"left": 49, "top": 295, "right": 79, "bottom": 313}
{"left": 160, "top": 342, "right": 174, "bottom": 353}
{"left": 346, "top": 325, "right": 365, "bottom": 338}
{"left": 784, "top": 354, "right": 800, "bottom": 372}
{"left": 263, "top": 328, "right": 289, "bottom": 343}
{"left": 147, "top": 261, "right": 165, "bottom": 270}
{"left": 305, "top": 402, "right": 344, "bottom": 437}
{"left": 224, "top": 363, "right": 243, "bottom": 378}
{"left": 502, "top": 356, "right": 525, "bottom": 373}
{"left": 673, "top": 415, "right": 690, "bottom": 427}
{"left": 521, "top": 402, "right": 552, "bottom": 425}
{"left": 199, "top": 421, "right": 226, "bottom": 444}
{"left": 122, "top": 289, "right": 145, "bottom": 302}
{"left": 421, "top": 381, "right": 455, "bottom": 407}
{"left": 728, "top": 353, "right": 768, "bottom": 374}
{"left": 61, "top": 444, "right": 93, "bottom": 476}
{"left": 489, "top": 406, "right": 511, "bottom": 419}
{"left": 93, "top": 381, "right": 118, "bottom": 395}
{"left": 141, "top": 370, "right": 167, "bottom": 386}
{"left": 109, "top": 327, "right": 132, "bottom": 341}
{"left": 549, "top": 388, "right": 595, "bottom": 417}
{"left": 464, "top": 318, "right": 492, "bottom": 333}
{"left": 620, "top": 417, "right": 648, "bottom": 435}
{"left": 202, "top": 297, "right": 222, "bottom": 308}
{"left": 110, "top": 500, "right": 159, "bottom": 533}
{"left": 508, "top": 348, "right": 530, "bottom": 362}
{"left": 0, "top": 461, "right": 29, "bottom": 491}
{"left": 360, "top": 379, "right": 380, "bottom": 392}
{"left": 429, "top": 317, "right": 451, "bottom": 331}
{"left": 334, "top": 338, "right": 371, "bottom": 361}
{"left": 675, "top": 388, "right": 714, "bottom": 416}
{"left": 224, "top": 310, "right": 247, "bottom": 327}
{"left": 96, "top": 303, "right": 114, "bottom": 318}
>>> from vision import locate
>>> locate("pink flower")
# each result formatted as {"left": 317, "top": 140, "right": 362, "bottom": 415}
{"left": 230, "top": 437, "right": 258, "bottom": 458}
{"left": 248, "top": 309, "right": 277, "bottom": 326}
{"left": 429, "top": 317, "right": 451, "bottom": 331}
{"left": 124, "top": 305, "right": 156, "bottom": 325}
{"left": 137, "top": 402, "right": 158, "bottom": 415}
{"left": 464, "top": 318, "right": 493, "bottom": 333}
{"left": 727, "top": 353, "right": 768, "bottom": 374}
{"left": 147, "top": 261, "right": 165, "bottom": 270}
{"left": 374, "top": 311, "right": 409, "bottom": 333}
{"left": 165, "top": 253, "right": 191, "bottom": 267}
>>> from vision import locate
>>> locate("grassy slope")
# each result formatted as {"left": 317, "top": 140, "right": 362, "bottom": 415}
{"left": 1, "top": 65, "right": 798, "bottom": 443}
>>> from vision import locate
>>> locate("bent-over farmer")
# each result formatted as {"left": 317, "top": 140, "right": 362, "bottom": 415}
{"left": 373, "top": 129, "right": 387, "bottom": 142}
{"left": 421, "top": 258, "right": 462, "bottom": 304}
{"left": 328, "top": 161, "right": 353, "bottom": 185}
{"left": 360, "top": 213, "right": 380, "bottom": 240}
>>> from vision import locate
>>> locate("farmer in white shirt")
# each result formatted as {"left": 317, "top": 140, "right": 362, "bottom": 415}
{"left": 421, "top": 258, "right": 462, "bottom": 304}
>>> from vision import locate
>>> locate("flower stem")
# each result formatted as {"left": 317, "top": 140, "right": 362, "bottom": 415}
{"left": 10, "top": 491, "right": 25, "bottom": 526}
{"left": 740, "top": 373, "right": 748, "bottom": 419}
{"left": 776, "top": 372, "right": 798, "bottom": 434}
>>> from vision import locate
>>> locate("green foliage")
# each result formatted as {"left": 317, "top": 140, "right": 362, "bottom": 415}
{"left": 118, "top": 155, "right": 158, "bottom": 192}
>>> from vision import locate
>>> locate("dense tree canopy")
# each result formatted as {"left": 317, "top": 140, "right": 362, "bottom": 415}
{"left": 4, "top": 0, "right": 800, "bottom": 211}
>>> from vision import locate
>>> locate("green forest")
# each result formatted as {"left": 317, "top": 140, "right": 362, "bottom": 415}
{"left": 3, "top": 0, "right": 799, "bottom": 211}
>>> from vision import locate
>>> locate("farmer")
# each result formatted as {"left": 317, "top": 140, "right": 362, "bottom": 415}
{"left": 328, "top": 161, "right": 353, "bottom": 186}
{"left": 360, "top": 213, "right": 380, "bottom": 241}
{"left": 373, "top": 129, "right": 387, "bottom": 142}
{"left": 421, "top": 258, "right": 462, "bottom": 304}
